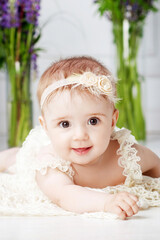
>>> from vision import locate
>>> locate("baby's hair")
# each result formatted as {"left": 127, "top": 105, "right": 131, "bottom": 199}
{"left": 37, "top": 56, "right": 117, "bottom": 109}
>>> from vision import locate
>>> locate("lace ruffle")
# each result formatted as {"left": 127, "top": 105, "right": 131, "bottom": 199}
{"left": 35, "top": 155, "right": 75, "bottom": 179}
{"left": 111, "top": 128, "right": 142, "bottom": 186}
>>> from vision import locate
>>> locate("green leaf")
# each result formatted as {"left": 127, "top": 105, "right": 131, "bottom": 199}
{"left": 33, "top": 47, "right": 45, "bottom": 53}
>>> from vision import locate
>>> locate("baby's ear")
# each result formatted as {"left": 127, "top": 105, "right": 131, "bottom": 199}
{"left": 112, "top": 109, "right": 119, "bottom": 129}
{"left": 39, "top": 116, "right": 47, "bottom": 131}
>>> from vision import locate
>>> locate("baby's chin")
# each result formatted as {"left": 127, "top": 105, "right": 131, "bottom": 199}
{"left": 70, "top": 158, "right": 102, "bottom": 167}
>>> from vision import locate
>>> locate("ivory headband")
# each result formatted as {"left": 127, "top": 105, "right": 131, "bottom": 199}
{"left": 40, "top": 72, "right": 118, "bottom": 109}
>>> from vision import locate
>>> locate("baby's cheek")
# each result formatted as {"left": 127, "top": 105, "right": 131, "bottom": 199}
{"left": 94, "top": 136, "right": 109, "bottom": 155}
{"left": 98, "top": 130, "right": 110, "bottom": 145}
{"left": 51, "top": 138, "right": 69, "bottom": 156}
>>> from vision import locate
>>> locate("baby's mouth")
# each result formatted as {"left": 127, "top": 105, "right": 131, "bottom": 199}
{"left": 72, "top": 147, "right": 92, "bottom": 155}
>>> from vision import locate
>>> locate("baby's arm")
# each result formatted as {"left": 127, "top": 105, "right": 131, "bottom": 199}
{"left": 134, "top": 144, "right": 160, "bottom": 177}
{"left": 36, "top": 168, "right": 139, "bottom": 220}
{"left": 0, "top": 148, "right": 19, "bottom": 172}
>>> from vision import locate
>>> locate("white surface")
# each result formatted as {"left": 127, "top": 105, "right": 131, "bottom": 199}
{"left": 0, "top": 134, "right": 160, "bottom": 239}
{"left": 0, "top": 207, "right": 160, "bottom": 240}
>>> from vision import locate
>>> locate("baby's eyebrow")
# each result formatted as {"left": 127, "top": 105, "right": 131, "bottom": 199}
{"left": 51, "top": 113, "right": 107, "bottom": 122}
{"left": 51, "top": 116, "right": 70, "bottom": 122}
{"left": 87, "top": 113, "right": 107, "bottom": 117}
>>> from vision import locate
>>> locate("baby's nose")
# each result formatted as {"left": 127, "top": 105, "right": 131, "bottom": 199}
{"left": 73, "top": 126, "right": 89, "bottom": 141}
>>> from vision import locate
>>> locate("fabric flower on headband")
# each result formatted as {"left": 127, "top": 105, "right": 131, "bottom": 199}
{"left": 71, "top": 72, "right": 113, "bottom": 96}
{"left": 98, "top": 75, "right": 113, "bottom": 95}
{"left": 79, "top": 72, "right": 98, "bottom": 86}
{"left": 40, "top": 72, "right": 118, "bottom": 109}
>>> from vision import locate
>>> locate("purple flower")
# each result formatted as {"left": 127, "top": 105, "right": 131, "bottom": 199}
{"left": 119, "top": 0, "right": 156, "bottom": 22}
{"left": 94, "top": 0, "right": 157, "bottom": 22}
{"left": 0, "top": 0, "right": 41, "bottom": 28}
{"left": 31, "top": 53, "right": 38, "bottom": 71}
{"left": 0, "top": 0, "right": 41, "bottom": 75}
{"left": 0, "top": 0, "right": 11, "bottom": 28}
{"left": 22, "top": 0, "right": 40, "bottom": 26}
{"left": 0, "top": 0, "right": 20, "bottom": 28}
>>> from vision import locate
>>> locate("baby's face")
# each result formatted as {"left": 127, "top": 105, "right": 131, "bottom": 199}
{"left": 40, "top": 90, "right": 118, "bottom": 166}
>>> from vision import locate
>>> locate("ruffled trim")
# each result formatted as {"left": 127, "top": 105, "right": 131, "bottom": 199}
{"left": 111, "top": 127, "right": 143, "bottom": 187}
{"left": 35, "top": 154, "right": 75, "bottom": 179}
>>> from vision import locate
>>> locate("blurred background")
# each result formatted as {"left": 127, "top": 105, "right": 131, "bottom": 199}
{"left": 0, "top": 0, "right": 160, "bottom": 149}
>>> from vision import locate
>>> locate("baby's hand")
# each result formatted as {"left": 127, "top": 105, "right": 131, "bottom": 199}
{"left": 104, "top": 192, "right": 139, "bottom": 220}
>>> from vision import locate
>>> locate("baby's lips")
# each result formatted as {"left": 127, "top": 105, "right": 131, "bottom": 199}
{"left": 73, "top": 147, "right": 90, "bottom": 152}
{"left": 72, "top": 146, "right": 92, "bottom": 155}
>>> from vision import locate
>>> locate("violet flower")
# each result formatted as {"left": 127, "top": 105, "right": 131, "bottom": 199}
{"left": 94, "top": 0, "right": 157, "bottom": 22}
{"left": 0, "top": 0, "right": 41, "bottom": 28}
{"left": 0, "top": 0, "right": 20, "bottom": 28}
{"left": 122, "top": 0, "right": 156, "bottom": 21}
{"left": 0, "top": 0, "right": 41, "bottom": 72}
{"left": 22, "top": 0, "right": 40, "bottom": 26}
{"left": 31, "top": 53, "right": 38, "bottom": 71}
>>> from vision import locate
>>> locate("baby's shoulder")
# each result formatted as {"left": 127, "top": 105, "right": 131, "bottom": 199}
{"left": 133, "top": 143, "right": 160, "bottom": 174}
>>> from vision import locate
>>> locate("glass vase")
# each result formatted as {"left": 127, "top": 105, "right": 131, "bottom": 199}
{"left": 113, "top": 19, "right": 146, "bottom": 140}
{"left": 7, "top": 61, "right": 32, "bottom": 147}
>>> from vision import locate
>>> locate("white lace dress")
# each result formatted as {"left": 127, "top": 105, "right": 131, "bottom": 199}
{"left": 0, "top": 126, "right": 160, "bottom": 218}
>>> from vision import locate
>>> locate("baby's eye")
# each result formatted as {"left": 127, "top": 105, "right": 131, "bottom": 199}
{"left": 59, "top": 121, "right": 70, "bottom": 128}
{"left": 88, "top": 118, "right": 99, "bottom": 125}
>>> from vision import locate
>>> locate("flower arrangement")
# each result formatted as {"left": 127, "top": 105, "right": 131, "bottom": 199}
{"left": 94, "top": 0, "right": 158, "bottom": 140}
{"left": 0, "top": 0, "right": 41, "bottom": 146}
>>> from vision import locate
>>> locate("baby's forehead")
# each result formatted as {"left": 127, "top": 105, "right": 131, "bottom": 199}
{"left": 49, "top": 88, "right": 110, "bottom": 105}
{"left": 43, "top": 88, "right": 113, "bottom": 116}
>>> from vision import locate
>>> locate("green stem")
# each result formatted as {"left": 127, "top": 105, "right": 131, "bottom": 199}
{"left": 6, "top": 28, "right": 18, "bottom": 146}
{"left": 6, "top": 24, "right": 33, "bottom": 147}
{"left": 113, "top": 20, "right": 146, "bottom": 140}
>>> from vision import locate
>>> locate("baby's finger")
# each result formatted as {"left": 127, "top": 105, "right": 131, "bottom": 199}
{"left": 129, "top": 194, "right": 138, "bottom": 202}
{"left": 110, "top": 206, "right": 127, "bottom": 220}
{"left": 118, "top": 200, "right": 134, "bottom": 217}
{"left": 125, "top": 196, "right": 139, "bottom": 215}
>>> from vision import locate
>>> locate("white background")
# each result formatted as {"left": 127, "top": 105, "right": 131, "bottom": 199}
{"left": 0, "top": 0, "right": 160, "bottom": 138}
